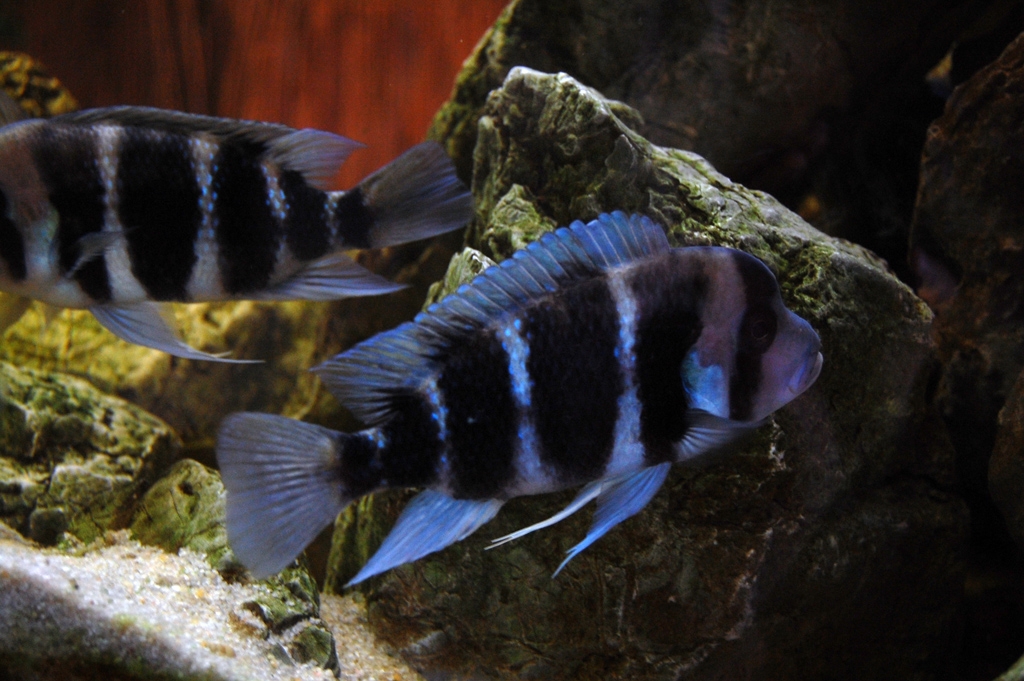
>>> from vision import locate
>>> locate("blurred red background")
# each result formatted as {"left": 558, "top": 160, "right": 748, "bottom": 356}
{"left": 7, "top": 0, "right": 506, "bottom": 187}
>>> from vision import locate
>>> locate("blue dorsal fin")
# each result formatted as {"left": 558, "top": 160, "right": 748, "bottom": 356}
{"left": 313, "top": 211, "right": 670, "bottom": 425}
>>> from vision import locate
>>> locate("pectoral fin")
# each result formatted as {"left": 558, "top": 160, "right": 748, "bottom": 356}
{"left": 69, "top": 231, "right": 123, "bottom": 276}
{"left": 553, "top": 462, "right": 671, "bottom": 577}
{"left": 90, "top": 302, "right": 262, "bottom": 363}
{"left": 676, "top": 409, "right": 758, "bottom": 461}
{"left": 347, "top": 490, "right": 503, "bottom": 587}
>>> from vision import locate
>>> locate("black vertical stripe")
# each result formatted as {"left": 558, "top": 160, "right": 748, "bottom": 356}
{"left": 340, "top": 433, "right": 384, "bottom": 499}
{"left": 280, "top": 170, "right": 330, "bottom": 261}
{"left": 0, "top": 189, "right": 25, "bottom": 281}
{"left": 213, "top": 141, "right": 280, "bottom": 294}
{"left": 376, "top": 393, "right": 443, "bottom": 488}
{"left": 438, "top": 329, "right": 517, "bottom": 499}
{"left": 630, "top": 253, "right": 704, "bottom": 464}
{"left": 524, "top": 275, "right": 621, "bottom": 485}
{"left": 333, "top": 188, "right": 373, "bottom": 248}
{"left": 728, "top": 251, "right": 780, "bottom": 421}
{"left": 118, "top": 128, "right": 202, "bottom": 301}
{"left": 33, "top": 124, "right": 110, "bottom": 302}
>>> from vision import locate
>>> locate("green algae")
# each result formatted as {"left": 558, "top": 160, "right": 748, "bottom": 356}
{"left": 0, "top": 361, "right": 181, "bottom": 544}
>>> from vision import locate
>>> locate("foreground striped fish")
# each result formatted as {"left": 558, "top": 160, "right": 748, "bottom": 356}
{"left": 217, "top": 212, "right": 823, "bottom": 582}
{"left": 0, "top": 106, "right": 471, "bottom": 360}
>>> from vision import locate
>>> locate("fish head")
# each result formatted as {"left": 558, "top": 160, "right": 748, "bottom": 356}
{"left": 679, "top": 247, "right": 822, "bottom": 424}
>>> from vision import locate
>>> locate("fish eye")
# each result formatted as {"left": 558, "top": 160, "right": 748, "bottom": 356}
{"left": 745, "top": 311, "right": 777, "bottom": 349}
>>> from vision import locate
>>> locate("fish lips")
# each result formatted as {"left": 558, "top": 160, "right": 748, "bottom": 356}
{"left": 789, "top": 346, "right": 823, "bottom": 396}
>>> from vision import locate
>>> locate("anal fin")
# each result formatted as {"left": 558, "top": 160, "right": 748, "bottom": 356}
{"left": 553, "top": 463, "right": 671, "bottom": 577}
{"left": 347, "top": 490, "right": 503, "bottom": 587}
{"left": 90, "top": 302, "right": 262, "bottom": 363}
{"left": 256, "top": 252, "right": 404, "bottom": 301}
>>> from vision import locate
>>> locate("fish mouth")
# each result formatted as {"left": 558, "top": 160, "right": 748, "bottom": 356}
{"left": 789, "top": 350, "right": 823, "bottom": 396}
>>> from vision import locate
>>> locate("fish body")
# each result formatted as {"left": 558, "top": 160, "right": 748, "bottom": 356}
{"left": 0, "top": 106, "right": 471, "bottom": 360}
{"left": 217, "top": 212, "right": 823, "bottom": 582}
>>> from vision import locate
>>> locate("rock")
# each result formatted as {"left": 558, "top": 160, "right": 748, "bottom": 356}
{"left": 430, "top": 0, "right": 1015, "bottom": 282}
{"left": 324, "top": 67, "right": 966, "bottom": 680}
{"left": 992, "top": 365, "right": 1024, "bottom": 552}
{"left": 431, "top": 0, "right": 985, "bottom": 186}
{"left": 0, "top": 51, "right": 79, "bottom": 117}
{"left": 0, "top": 360, "right": 180, "bottom": 545}
{"left": 130, "top": 458, "right": 237, "bottom": 572}
{"left": 996, "top": 652, "right": 1024, "bottom": 681}
{"left": 129, "top": 457, "right": 341, "bottom": 675}
{"left": 909, "top": 32, "right": 1024, "bottom": 552}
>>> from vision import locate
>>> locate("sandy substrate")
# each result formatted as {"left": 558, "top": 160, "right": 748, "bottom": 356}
{"left": 0, "top": 531, "right": 422, "bottom": 680}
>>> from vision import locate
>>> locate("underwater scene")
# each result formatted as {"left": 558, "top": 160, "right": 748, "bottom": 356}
{"left": 0, "top": 1, "right": 1022, "bottom": 679}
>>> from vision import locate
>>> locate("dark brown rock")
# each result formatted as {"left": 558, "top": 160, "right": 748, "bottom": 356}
{"left": 328, "top": 67, "right": 967, "bottom": 681}
{"left": 992, "top": 367, "right": 1024, "bottom": 552}
{"left": 432, "top": 0, "right": 989, "bottom": 187}
{"left": 910, "top": 31, "right": 1024, "bottom": 552}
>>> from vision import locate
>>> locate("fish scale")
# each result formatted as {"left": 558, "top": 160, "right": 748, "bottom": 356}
{"left": 217, "top": 211, "right": 824, "bottom": 584}
{"left": 0, "top": 105, "right": 472, "bottom": 361}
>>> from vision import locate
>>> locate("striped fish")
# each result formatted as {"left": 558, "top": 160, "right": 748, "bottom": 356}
{"left": 217, "top": 212, "right": 823, "bottom": 582}
{"left": 0, "top": 106, "right": 471, "bottom": 361}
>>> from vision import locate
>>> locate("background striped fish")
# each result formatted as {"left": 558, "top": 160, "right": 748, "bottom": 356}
{"left": 217, "top": 212, "right": 823, "bottom": 582}
{"left": 0, "top": 105, "right": 471, "bottom": 361}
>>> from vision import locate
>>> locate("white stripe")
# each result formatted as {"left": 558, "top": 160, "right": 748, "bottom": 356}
{"left": 261, "top": 163, "right": 297, "bottom": 282}
{"left": 605, "top": 268, "right": 645, "bottom": 477}
{"left": 96, "top": 125, "right": 146, "bottom": 302}
{"left": 421, "top": 376, "right": 453, "bottom": 493}
{"left": 363, "top": 426, "right": 390, "bottom": 485}
{"left": 501, "top": 316, "right": 557, "bottom": 496}
{"left": 325, "top": 193, "right": 340, "bottom": 245}
{"left": 186, "top": 135, "right": 224, "bottom": 299}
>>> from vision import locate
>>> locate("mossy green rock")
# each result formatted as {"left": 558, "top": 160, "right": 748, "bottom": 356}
{"left": 129, "top": 458, "right": 341, "bottom": 676}
{"left": 327, "top": 68, "right": 966, "bottom": 681}
{"left": 130, "top": 458, "right": 235, "bottom": 571}
{"left": 0, "top": 361, "right": 180, "bottom": 545}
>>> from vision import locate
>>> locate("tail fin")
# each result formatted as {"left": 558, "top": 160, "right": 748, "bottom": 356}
{"left": 358, "top": 141, "right": 473, "bottom": 248}
{"left": 216, "top": 413, "right": 350, "bottom": 579}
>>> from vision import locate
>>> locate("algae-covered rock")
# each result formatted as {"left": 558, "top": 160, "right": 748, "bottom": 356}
{"left": 0, "top": 51, "right": 78, "bottom": 117}
{"left": 327, "top": 67, "right": 966, "bottom": 681}
{"left": 997, "top": 652, "right": 1024, "bottom": 681}
{"left": 130, "top": 458, "right": 341, "bottom": 675}
{"left": 0, "top": 360, "right": 180, "bottom": 545}
{"left": 239, "top": 564, "right": 340, "bottom": 676}
{"left": 130, "top": 458, "right": 236, "bottom": 572}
